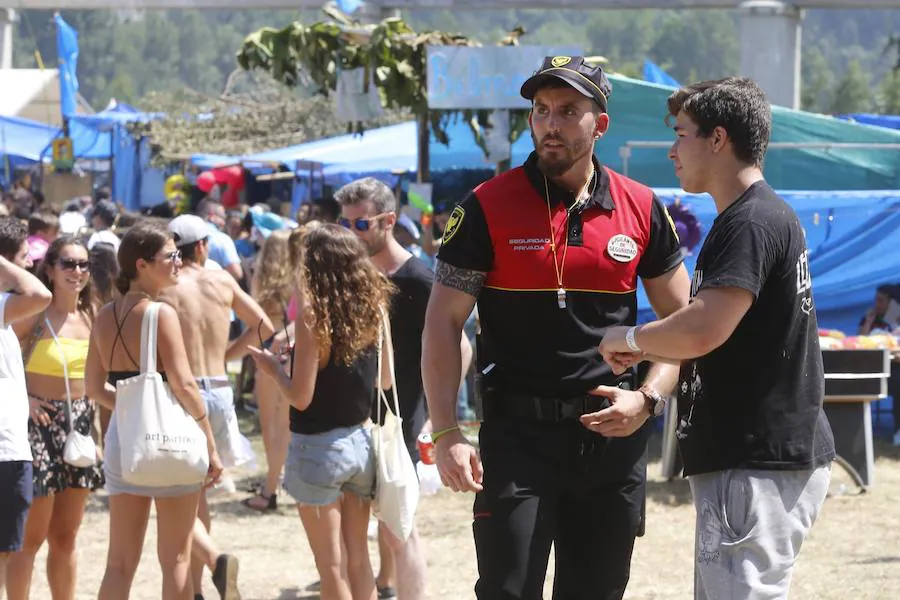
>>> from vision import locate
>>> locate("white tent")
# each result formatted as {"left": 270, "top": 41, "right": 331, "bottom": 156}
{"left": 0, "top": 68, "right": 93, "bottom": 126}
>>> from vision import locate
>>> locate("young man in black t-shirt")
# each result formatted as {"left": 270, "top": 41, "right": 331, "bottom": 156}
{"left": 599, "top": 77, "right": 835, "bottom": 599}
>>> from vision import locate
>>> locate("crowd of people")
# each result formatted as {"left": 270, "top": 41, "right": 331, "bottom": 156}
{"left": 0, "top": 169, "right": 466, "bottom": 600}
{"left": 0, "top": 56, "right": 840, "bottom": 600}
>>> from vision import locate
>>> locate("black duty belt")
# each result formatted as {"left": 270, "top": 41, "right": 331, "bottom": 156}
{"left": 485, "top": 389, "right": 624, "bottom": 423}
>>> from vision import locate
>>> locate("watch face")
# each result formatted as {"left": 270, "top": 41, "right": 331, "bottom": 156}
{"left": 653, "top": 399, "right": 666, "bottom": 417}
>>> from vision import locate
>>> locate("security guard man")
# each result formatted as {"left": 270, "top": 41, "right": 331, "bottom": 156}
{"left": 421, "top": 56, "right": 691, "bottom": 599}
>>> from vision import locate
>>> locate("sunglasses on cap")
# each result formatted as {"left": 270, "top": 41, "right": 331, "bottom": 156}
{"left": 338, "top": 213, "right": 391, "bottom": 232}
{"left": 58, "top": 258, "right": 90, "bottom": 272}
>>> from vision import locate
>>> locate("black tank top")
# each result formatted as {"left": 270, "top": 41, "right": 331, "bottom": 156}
{"left": 289, "top": 345, "right": 377, "bottom": 435}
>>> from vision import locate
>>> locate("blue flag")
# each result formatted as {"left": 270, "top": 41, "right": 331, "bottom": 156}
{"left": 643, "top": 60, "right": 680, "bottom": 88}
{"left": 55, "top": 14, "right": 79, "bottom": 118}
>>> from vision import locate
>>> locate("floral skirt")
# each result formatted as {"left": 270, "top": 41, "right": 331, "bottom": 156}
{"left": 28, "top": 396, "right": 104, "bottom": 497}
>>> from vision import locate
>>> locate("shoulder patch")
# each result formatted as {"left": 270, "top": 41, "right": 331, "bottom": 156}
{"left": 442, "top": 205, "right": 465, "bottom": 244}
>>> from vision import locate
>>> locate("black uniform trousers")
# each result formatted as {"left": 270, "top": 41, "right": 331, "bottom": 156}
{"left": 473, "top": 406, "right": 649, "bottom": 600}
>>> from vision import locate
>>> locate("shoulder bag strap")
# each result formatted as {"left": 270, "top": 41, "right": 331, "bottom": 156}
{"left": 139, "top": 302, "right": 160, "bottom": 374}
{"left": 378, "top": 304, "right": 400, "bottom": 419}
{"left": 43, "top": 316, "right": 74, "bottom": 433}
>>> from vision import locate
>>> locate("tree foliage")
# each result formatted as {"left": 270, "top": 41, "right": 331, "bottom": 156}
{"left": 829, "top": 60, "right": 873, "bottom": 115}
{"left": 236, "top": 9, "right": 531, "bottom": 156}
{"left": 129, "top": 71, "right": 410, "bottom": 162}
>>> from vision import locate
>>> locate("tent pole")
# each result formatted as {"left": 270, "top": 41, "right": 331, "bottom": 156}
{"left": 416, "top": 112, "right": 430, "bottom": 183}
{"left": 109, "top": 129, "right": 116, "bottom": 206}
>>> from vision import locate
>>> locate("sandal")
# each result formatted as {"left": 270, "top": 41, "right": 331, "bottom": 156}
{"left": 241, "top": 490, "right": 277, "bottom": 512}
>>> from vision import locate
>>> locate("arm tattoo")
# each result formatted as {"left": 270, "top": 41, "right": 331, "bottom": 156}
{"left": 434, "top": 260, "right": 486, "bottom": 299}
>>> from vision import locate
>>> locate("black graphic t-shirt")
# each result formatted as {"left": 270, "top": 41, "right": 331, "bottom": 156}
{"left": 374, "top": 256, "right": 432, "bottom": 459}
{"left": 676, "top": 181, "right": 835, "bottom": 476}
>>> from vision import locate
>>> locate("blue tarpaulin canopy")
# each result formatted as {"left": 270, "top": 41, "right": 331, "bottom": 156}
{"left": 0, "top": 113, "right": 112, "bottom": 164}
{"left": 839, "top": 113, "right": 900, "bottom": 131}
{"left": 240, "top": 120, "right": 498, "bottom": 176}
{"left": 637, "top": 189, "right": 900, "bottom": 335}
{"left": 0, "top": 115, "right": 57, "bottom": 164}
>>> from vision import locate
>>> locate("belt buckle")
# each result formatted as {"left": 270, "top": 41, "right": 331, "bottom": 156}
{"left": 556, "top": 397, "right": 577, "bottom": 421}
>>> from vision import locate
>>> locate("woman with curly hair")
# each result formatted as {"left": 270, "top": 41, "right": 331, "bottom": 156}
{"left": 243, "top": 229, "right": 294, "bottom": 512}
{"left": 250, "top": 223, "right": 393, "bottom": 600}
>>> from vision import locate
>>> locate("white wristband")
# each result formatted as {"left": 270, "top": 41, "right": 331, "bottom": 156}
{"left": 625, "top": 326, "right": 641, "bottom": 352}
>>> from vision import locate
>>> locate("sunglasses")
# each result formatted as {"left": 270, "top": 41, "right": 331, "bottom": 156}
{"left": 152, "top": 249, "right": 182, "bottom": 263}
{"left": 338, "top": 213, "right": 390, "bottom": 232}
{"left": 58, "top": 258, "right": 90, "bottom": 272}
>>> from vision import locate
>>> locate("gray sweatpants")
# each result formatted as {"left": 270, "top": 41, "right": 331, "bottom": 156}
{"left": 688, "top": 465, "right": 831, "bottom": 600}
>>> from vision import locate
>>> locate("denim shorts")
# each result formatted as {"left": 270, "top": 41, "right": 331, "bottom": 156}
{"left": 283, "top": 424, "right": 375, "bottom": 507}
{"left": 0, "top": 461, "right": 33, "bottom": 552}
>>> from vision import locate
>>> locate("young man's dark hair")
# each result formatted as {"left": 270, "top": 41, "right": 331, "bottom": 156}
{"left": 0, "top": 216, "right": 28, "bottom": 261}
{"left": 666, "top": 76, "right": 771, "bottom": 166}
{"left": 179, "top": 240, "right": 205, "bottom": 263}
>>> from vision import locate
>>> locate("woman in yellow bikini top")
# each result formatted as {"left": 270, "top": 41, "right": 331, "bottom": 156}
{"left": 9, "top": 235, "right": 102, "bottom": 600}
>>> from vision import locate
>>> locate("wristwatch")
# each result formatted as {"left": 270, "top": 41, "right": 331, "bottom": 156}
{"left": 639, "top": 387, "right": 667, "bottom": 418}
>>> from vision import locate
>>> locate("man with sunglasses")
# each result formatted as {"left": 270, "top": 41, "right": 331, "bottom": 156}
{"left": 163, "top": 214, "right": 274, "bottom": 600}
{"left": 422, "top": 56, "right": 692, "bottom": 599}
{"left": 337, "top": 177, "right": 478, "bottom": 600}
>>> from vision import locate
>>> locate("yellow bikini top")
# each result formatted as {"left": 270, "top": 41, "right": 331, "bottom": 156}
{"left": 25, "top": 337, "right": 89, "bottom": 379}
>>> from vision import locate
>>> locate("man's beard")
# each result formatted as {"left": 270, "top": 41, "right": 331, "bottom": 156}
{"left": 532, "top": 131, "right": 593, "bottom": 178}
{"left": 365, "top": 233, "right": 387, "bottom": 257}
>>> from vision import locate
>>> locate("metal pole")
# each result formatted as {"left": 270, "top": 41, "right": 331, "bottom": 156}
{"left": 0, "top": 9, "right": 15, "bottom": 70}
{"left": 623, "top": 140, "right": 900, "bottom": 151}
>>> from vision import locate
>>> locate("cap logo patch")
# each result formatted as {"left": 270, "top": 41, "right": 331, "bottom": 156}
{"left": 551, "top": 56, "right": 572, "bottom": 68}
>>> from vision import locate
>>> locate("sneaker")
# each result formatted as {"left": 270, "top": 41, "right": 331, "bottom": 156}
{"left": 893, "top": 430, "right": 900, "bottom": 446}
{"left": 212, "top": 554, "right": 240, "bottom": 600}
{"left": 378, "top": 586, "right": 397, "bottom": 599}
{"left": 304, "top": 580, "right": 321, "bottom": 592}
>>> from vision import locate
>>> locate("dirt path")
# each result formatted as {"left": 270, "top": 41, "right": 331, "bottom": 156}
{"left": 26, "top": 434, "right": 900, "bottom": 599}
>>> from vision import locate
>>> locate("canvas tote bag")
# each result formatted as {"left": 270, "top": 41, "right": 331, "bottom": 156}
{"left": 372, "top": 305, "right": 419, "bottom": 541}
{"left": 115, "top": 302, "right": 209, "bottom": 486}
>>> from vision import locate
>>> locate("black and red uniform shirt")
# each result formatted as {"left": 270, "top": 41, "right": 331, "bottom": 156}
{"left": 437, "top": 152, "right": 683, "bottom": 398}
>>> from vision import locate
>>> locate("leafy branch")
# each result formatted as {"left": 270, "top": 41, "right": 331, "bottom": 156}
{"left": 235, "top": 12, "right": 531, "bottom": 159}
{"left": 128, "top": 71, "right": 409, "bottom": 165}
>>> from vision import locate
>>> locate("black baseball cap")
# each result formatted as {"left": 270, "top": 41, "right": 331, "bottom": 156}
{"left": 520, "top": 56, "right": 612, "bottom": 111}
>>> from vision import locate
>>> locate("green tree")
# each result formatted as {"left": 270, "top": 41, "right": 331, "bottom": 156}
{"left": 801, "top": 45, "right": 833, "bottom": 112}
{"left": 878, "top": 70, "right": 900, "bottom": 114}
{"left": 828, "top": 59, "right": 873, "bottom": 114}
{"left": 648, "top": 11, "right": 739, "bottom": 83}
{"left": 583, "top": 10, "right": 654, "bottom": 71}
